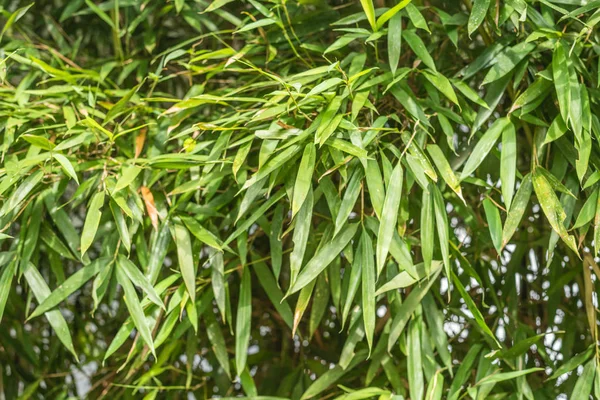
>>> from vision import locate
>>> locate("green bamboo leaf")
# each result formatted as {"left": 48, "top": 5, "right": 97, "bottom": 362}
{"left": 543, "top": 115, "right": 568, "bottom": 145}
{"left": 576, "top": 129, "right": 591, "bottom": 183}
{"left": 571, "top": 360, "right": 595, "bottom": 399}
{"left": 365, "top": 159, "right": 385, "bottom": 219}
{"left": 242, "top": 144, "right": 302, "bottom": 190}
{"left": 290, "top": 186, "right": 313, "bottom": 286}
{"left": 117, "top": 255, "right": 164, "bottom": 309}
{"left": 557, "top": 1, "right": 600, "bottom": 22}
{"left": 481, "top": 42, "right": 535, "bottom": 86}
{"left": 400, "top": 132, "right": 437, "bottom": 181}
{"left": 502, "top": 174, "right": 533, "bottom": 248}
{"left": 0, "top": 170, "right": 43, "bottom": 218}
{"left": 324, "top": 34, "right": 362, "bottom": 54}
{"left": 335, "top": 387, "right": 390, "bottom": 400}
{"left": 421, "top": 185, "right": 435, "bottom": 272}
{"left": 448, "top": 344, "right": 483, "bottom": 400}
{"left": 461, "top": 117, "right": 510, "bottom": 180}
{"left": 147, "top": 221, "right": 171, "bottom": 285}
{"left": 375, "top": 261, "right": 441, "bottom": 295}
{"left": 204, "top": 308, "right": 232, "bottom": 379}
{"left": 500, "top": 121, "right": 517, "bottom": 210}
{"left": 0, "top": 260, "right": 17, "bottom": 323}
{"left": 422, "top": 294, "right": 453, "bottom": 375}
{"left": 509, "top": 76, "right": 553, "bottom": 114}
{"left": 253, "top": 260, "right": 293, "bottom": 329}
{"left": 489, "top": 333, "right": 546, "bottom": 360}
{"left": 109, "top": 199, "right": 131, "bottom": 253}
{"left": 62, "top": 106, "right": 77, "bottom": 128}
{"left": 391, "top": 85, "right": 432, "bottom": 127}
{"left": 115, "top": 265, "right": 155, "bottom": 357}
{"left": 360, "top": 228, "right": 375, "bottom": 353}
{"left": 376, "top": 0, "right": 411, "bottom": 30}
{"left": 308, "top": 273, "right": 329, "bottom": 339}
{"left": 23, "top": 262, "right": 78, "bottom": 359}
{"left": 20, "top": 199, "right": 43, "bottom": 273}
{"left": 29, "top": 257, "right": 110, "bottom": 319}
{"left": 427, "top": 144, "right": 464, "bottom": 202}
{"left": 326, "top": 138, "right": 368, "bottom": 159}
{"left": 405, "top": 3, "right": 429, "bottom": 32}
{"left": 316, "top": 99, "right": 345, "bottom": 145}
{"left": 235, "top": 18, "right": 276, "bottom": 33}
{"left": 595, "top": 361, "right": 600, "bottom": 400}
{"left": 403, "top": 29, "right": 436, "bottom": 71}
{"left": 81, "top": 191, "right": 105, "bottom": 257}
{"left": 180, "top": 215, "right": 223, "bottom": 251}
{"left": 173, "top": 222, "right": 196, "bottom": 303}
{"left": 359, "top": 0, "right": 377, "bottom": 31}
{"left": 476, "top": 368, "right": 543, "bottom": 386}
{"left": 387, "top": 268, "right": 441, "bottom": 351}
{"left": 40, "top": 225, "right": 76, "bottom": 260}
{"left": 452, "top": 271, "right": 500, "bottom": 348}
{"left": 112, "top": 165, "right": 142, "bottom": 194}
{"left": 387, "top": 12, "right": 402, "bottom": 75}
{"left": 334, "top": 167, "right": 363, "bottom": 236}
{"left": 292, "top": 144, "right": 316, "bottom": 218}
{"left": 235, "top": 267, "right": 252, "bottom": 377}
{"left": 202, "top": 0, "right": 235, "bottom": 13}
{"left": 7, "top": 1, "right": 600, "bottom": 395}
{"left": 0, "top": 2, "right": 34, "bottom": 40}
{"left": 431, "top": 185, "right": 451, "bottom": 278}
{"left": 288, "top": 223, "right": 359, "bottom": 295}
{"left": 568, "top": 64, "right": 583, "bottom": 141}
{"left": 293, "top": 278, "right": 316, "bottom": 336}
{"left": 104, "top": 82, "right": 142, "bottom": 124}
{"left": 401, "top": 153, "right": 427, "bottom": 190}
{"left": 301, "top": 350, "right": 368, "bottom": 400}
{"left": 425, "top": 369, "right": 445, "bottom": 400}
{"left": 407, "top": 317, "right": 424, "bottom": 400}
{"left": 547, "top": 345, "right": 594, "bottom": 381}
{"left": 422, "top": 69, "right": 459, "bottom": 106}
{"left": 552, "top": 43, "right": 570, "bottom": 122}
{"left": 451, "top": 79, "right": 489, "bottom": 109}
{"left": 303, "top": 78, "right": 343, "bottom": 100}
{"left": 84, "top": 0, "right": 115, "bottom": 28}
{"left": 53, "top": 153, "right": 79, "bottom": 184}
{"left": 376, "top": 161, "right": 403, "bottom": 276}
{"left": 226, "top": 189, "right": 286, "bottom": 245}
{"left": 351, "top": 90, "right": 369, "bottom": 122}
{"left": 468, "top": 0, "right": 491, "bottom": 37}
{"left": 384, "top": 67, "right": 412, "bottom": 93}
{"left": 594, "top": 194, "right": 600, "bottom": 256}
{"left": 233, "top": 139, "right": 253, "bottom": 180}
{"left": 329, "top": 250, "right": 342, "bottom": 311}
{"left": 92, "top": 258, "right": 114, "bottom": 314}
{"left": 574, "top": 188, "right": 599, "bottom": 229}
{"left": 269, "top": 203, "right": 284, "bottom": 279}
{"left": 471, "top": 74, "right": 511, "bottom": 137}
{"left": 482, "top": 198, "right": 502, "bottom": 253}
{"left": 209, "top": 248, "right": 227, "bottom": 322}
{"left": 341, "top": 251, "right": 362, "bottom": 329}
{"left": 365, "top": 217, "right": 412, "bottom": 270}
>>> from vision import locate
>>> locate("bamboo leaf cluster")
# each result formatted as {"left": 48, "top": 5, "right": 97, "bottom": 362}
{"left": 1, "top": 0, "right": 600, "bottom": 399}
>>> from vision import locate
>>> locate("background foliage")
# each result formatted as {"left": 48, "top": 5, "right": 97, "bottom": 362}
{"left": 1, "top": 0, "right": 600, "bottom": 398}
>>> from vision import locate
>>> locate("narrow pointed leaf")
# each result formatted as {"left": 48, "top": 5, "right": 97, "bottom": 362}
{"left": 235, "top": 267, "right": 252, "bottom": 377}
{"left": 376, "top": 162, "right": 403, "bottom": 276}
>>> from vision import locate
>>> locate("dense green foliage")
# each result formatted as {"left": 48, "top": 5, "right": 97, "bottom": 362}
{"left": 1, "top": 0, "right": 600, "bottom": 398}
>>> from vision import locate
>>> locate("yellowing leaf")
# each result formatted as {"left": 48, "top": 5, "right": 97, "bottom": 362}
{"left": 532, "top": 170, "right": 579, "bottom": 256}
